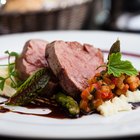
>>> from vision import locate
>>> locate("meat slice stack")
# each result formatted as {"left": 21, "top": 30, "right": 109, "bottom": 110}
{"left": 16, "top": 39, "right": 104, "bottom": 99}
{"left": 15, "top": 39, "right": 58, "bottom": 97}
{"left": 45, "top": 41, "right": 104, "bottom": 98}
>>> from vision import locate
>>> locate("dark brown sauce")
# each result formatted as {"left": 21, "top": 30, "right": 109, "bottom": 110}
{"left": 0, "top": 102, "right": 5, "bottom": 105}
{"left": 1, "top": 100, "right": 140, "bottom": 118}
{"left": 131, "top": 102, "right": 140, "bottom": 110}
{"left": 0, "top": 106, "right": 10, "bottom": 113}
{"left": 22, "top": 103, "right": 72, "bottom": 119}
{"left": 0, "top": 101, "right": 80, "bottom": 119}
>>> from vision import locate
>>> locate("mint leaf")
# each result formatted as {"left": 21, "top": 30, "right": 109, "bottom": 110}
{"left": 107, "top": 52, "right": 138, "bottom": 77}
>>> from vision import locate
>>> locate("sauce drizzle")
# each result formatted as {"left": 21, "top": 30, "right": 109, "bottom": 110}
{"left": 0, "top": 101, "right": 79, "bottom": 119}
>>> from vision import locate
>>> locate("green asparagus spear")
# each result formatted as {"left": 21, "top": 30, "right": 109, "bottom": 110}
{"left": 108, "top": 39, "right": 120, "bottom": 59}
{"left": 55, "top": 92, "right": 80, "bottom": 116}
{"left": 6, "top": 68, "right": 50, "bottom": 106}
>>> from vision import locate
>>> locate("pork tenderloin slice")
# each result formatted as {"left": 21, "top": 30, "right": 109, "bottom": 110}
{"left": 15, "top": 39, "right": 59, "bottom": 97}
{"left": 16, "top": 39, "right": 48, "bottom": 80}
{"left": 46, "top": 40, "right": 104, "bottom": 98}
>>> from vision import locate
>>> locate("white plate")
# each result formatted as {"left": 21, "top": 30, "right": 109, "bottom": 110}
{"left": 0, "top": 31, "right": 140, "bottom": 139}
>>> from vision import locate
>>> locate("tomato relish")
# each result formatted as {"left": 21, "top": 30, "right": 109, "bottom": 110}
{"left": 80, "top": 70, "right": 140, "bottom": 113}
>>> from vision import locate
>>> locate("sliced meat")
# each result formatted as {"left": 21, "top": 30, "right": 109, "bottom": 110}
{"left": 15, "top": 39, "right": 59, "bottom": 97}
{"left": 45, "top": 40, "right": 104, "bottom": 99}
{"left": 16, "top": 39, "right": 48, "bottom": 80}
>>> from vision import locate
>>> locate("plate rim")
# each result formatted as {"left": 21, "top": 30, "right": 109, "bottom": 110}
{"left": 0, "top": 31, "right": 140, "bottom": 139}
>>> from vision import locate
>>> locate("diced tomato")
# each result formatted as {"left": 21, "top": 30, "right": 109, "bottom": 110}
{"left": 80, "top": 100, "right": 91, "bottom": 113}
{"left": 111, "top": 77, "right": 118, "bottom": 86}
{"left": 81, "top": 88, "right": 90, "bottom": 100}
{"left": 80, "top": 71, "right": 140, "bottom": 113}
{"left": 101, "top": 92, "right": 109, "bottom": 99}
{"left": 81, "top": 84, "right": 96, "bottom": 100}
{"left": 100, "top": 92, "right": 113, "bottom": 100}
{"left": 104, "top": 77, "right": 111, "bottom": 85}
{"left": 93, "top": 99, "right": 103, "bottom": 108}
{"left": 124, "top": 84, "right": 129, "bottom": 92}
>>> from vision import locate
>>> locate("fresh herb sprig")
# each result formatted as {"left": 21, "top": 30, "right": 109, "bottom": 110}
{"left": 98, "top": 40, "right": 138, "bottom": 77}
{"left": 0, "top": 51, "right": 19, "bottom": 90}
{"left": 107, "top": 52, "right": 138, "bottom": 77}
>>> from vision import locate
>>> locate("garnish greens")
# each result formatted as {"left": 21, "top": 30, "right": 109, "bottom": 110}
{"left": 108, "top": 39, "right": 120, "bottom": 59}
{"left": 107, "top": 52, "right": 138, "bottom": 77}
{"left": 0, "top": 51, "right": 19, "bottom": 90}
{"left": 97, "top": 40, "right": 138, "bottom": 77}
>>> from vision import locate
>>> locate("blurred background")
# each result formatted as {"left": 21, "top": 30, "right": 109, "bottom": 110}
{"left": 0, "top": 0, "right": 140, "bottom": 35}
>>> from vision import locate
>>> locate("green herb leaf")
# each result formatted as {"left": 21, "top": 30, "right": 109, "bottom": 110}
{"left": 0, "top": 50, "right": 19, "bottom": 91}
{"left": 5, "top": 51, "right": 19, "bottom": 58}
{"left": 9, "top": 64, "right": 14, "bottom": 73}
{"left": 4, "top": 50, "right": 9, "bottom": 54}
{"left": 0, "top": 77, "right": 6, "bottom": 90}
{"left": 11, "top": 71, "right": 18, "bottom": 77}
{"left": 10, "top": 82, "right": 17, "bottom": 89}
{"left": 107, "top": 52, "right": 138, "bottom": 77}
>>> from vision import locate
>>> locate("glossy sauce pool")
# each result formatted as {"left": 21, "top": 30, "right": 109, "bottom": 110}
{"left": 0, "top": 100, "right": 81, "bottom": 119}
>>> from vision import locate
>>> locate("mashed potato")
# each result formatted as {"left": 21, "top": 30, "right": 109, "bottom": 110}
{"left": 97, "top": 90, "right": 140, "bottom": 116}
{"left": 120, "top": 90, "right": 140, "bottom": 102}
